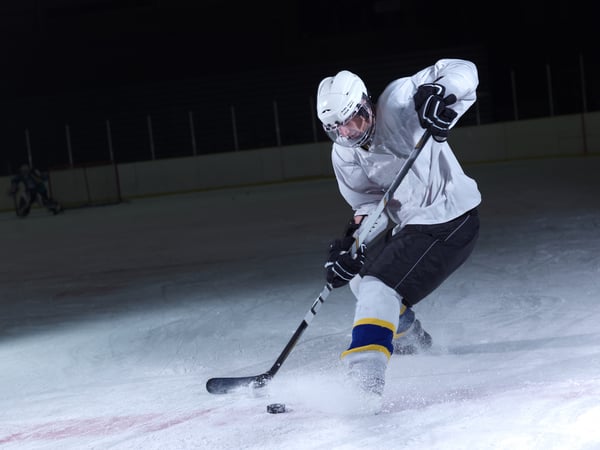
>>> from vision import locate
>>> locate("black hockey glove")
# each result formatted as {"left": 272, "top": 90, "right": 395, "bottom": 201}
{"left": 324, "top": 235, "right": 366, "bottom": 288}
{"left": 413, "top": 83, "right": 458, "bottom": 142}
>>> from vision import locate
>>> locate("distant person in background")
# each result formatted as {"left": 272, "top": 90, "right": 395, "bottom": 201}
{"left": 7, "top": 163, "right": 63, "bottom": 217}
{"left": 316, "top": 59, "right": 481, "bottom": 407}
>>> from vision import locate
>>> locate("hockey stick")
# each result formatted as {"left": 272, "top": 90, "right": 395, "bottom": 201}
{"left": 351, "top": 130, "right": 431, "bottom": 254}
{"left": 205, "top": 130, "right": 432, "bottom": 394}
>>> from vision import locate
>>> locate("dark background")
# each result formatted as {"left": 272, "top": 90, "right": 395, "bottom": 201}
{"left": 0, "top": 0, "right": 597, "bottom": 173}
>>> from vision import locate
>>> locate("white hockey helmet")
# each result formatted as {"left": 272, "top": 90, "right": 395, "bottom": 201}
{"left": 316, "top": 70, "right": 375, "bottom": 148}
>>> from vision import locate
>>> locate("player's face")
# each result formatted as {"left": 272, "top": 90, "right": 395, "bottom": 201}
{"left": 338, "top": 111, "right": 370, "bottom": 140}
{"left": 323, "top": 100, "right": 374, "bottom": 148}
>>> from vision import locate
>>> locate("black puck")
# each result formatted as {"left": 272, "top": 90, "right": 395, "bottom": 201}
{"left": 266, "top": 403, "right": 286, "bottom": 414}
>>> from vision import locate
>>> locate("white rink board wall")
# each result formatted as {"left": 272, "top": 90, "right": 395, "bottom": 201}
{"left": 0, "top": 112, "right": 598, "bottom": 211}
{"left": 50, "top": 165, "right": 121, "bottom": 207}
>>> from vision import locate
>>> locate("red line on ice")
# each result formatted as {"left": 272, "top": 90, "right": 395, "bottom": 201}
{"left": 0, "top": 409, "right": 215, "bottom": 444}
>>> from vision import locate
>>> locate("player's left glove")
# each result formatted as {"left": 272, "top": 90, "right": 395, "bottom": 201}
{"left": 414, "top": 83, "right": 458, "bottom": 142}
{"left": 324, "top": 236, "right": 366, "bottom": 288}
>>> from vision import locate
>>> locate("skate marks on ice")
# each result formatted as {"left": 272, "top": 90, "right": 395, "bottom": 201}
{"left": 377, "top": 377, "right": 600, "bottom": 450}
{"left": 445, "top": 332, "right": 600, "bottom": 356}
{"left": 237, "top": 363, "right": 600, "bottom": 449}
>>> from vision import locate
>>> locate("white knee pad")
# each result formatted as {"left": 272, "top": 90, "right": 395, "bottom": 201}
{"left": 349, "top": 274, "right": 362, "bottom": 298}
{"left": 352, "top": 275, "right": 402, "bottom": 330}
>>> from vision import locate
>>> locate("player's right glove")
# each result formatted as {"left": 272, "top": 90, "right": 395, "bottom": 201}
{"left": 413, "top": 83, "right": 458, "bottom": 142}
{"left": 324, "top": 235, "right": 366, "bottom": 288}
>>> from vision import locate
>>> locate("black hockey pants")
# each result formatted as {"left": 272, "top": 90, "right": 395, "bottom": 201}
{"left": 361, "top": 208, "right": 479, "bottom": 307}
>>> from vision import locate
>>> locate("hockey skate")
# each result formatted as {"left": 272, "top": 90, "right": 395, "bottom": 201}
{"left": 339, "top": 350, "right": 387, "bottom": 414}
{"left": 392, "top": 318, "right": 432, "bottom": 355}
{"left": 343, "top": 352, "right": 386, "bottom": 413}
{"left": 348, "top": 359, "right": 385, "bottom": 396}
{"left": 49, "top": 202, "right": 63, "bottom": 215}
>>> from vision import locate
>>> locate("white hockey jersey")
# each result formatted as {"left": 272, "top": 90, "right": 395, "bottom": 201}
{"left": 330, "top": 59, "right": 482, "bottom": 231}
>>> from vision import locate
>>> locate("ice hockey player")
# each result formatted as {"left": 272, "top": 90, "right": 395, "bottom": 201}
{"left": 8, "top": 163, "right": 63, "bottom": 216}
{"left": 316, "top": 59, "right": 482, "bottom": 403}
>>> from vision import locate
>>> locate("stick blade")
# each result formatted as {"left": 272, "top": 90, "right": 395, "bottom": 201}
{"left": 206, "top": 373, "right": 272, "bottom": 394}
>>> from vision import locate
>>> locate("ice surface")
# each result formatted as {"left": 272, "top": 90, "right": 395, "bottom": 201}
{"left": 1, "top": 156, "right": 600, "bottom": 449}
